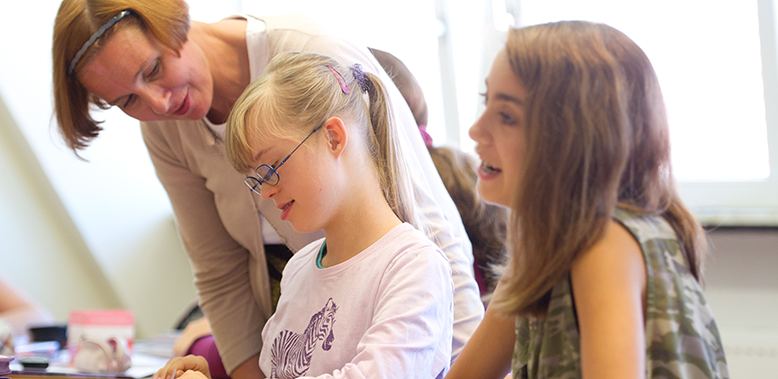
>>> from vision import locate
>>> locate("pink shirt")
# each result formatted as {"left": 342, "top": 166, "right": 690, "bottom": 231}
{"left": 260, "top": 224, "right": 453, "bottom": 379}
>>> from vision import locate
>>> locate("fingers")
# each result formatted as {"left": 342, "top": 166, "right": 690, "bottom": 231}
{"left": 153, "top": 355, "right": 211, "bottom": 379}
{"left": 179, "top": 371, "right": 210, "bottom": 379}
{"left": 153, "top": 357, "right": 183, "bottom": 379}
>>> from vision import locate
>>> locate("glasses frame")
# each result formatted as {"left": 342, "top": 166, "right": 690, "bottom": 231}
{"left": 244, "top": 122, "right": 324, "bottom": 195}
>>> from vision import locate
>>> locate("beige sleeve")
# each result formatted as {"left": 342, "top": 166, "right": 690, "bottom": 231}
{"left": 141, "top": 123, "right": 268, "bottom": 373}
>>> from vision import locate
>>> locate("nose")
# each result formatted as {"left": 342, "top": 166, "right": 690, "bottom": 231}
{"left": 142, "top": 85, "right": 172, "bottom": 115}
{"left": 469, "top": 113, "right": 488, "bottom": 144}
{"left": 260, "top": 184, "right": 278, "bottom": 200}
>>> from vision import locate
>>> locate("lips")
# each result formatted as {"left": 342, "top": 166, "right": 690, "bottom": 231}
{"left": 173, "top": 91, "right": 190, "bottom": 116}
{"left": 278, "top": 200, "right": 294, "bottom": 221}
{"left": 481, "top": 162, "right": 501, "bottom": 174}
{"left": 477, "top": 161, "right": 502, "bottom": 179}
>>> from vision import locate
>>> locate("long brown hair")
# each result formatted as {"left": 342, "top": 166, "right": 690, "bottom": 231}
{"left": 492, "top": 21, "right": 706, "bottom": 317}
{"left": 52, "top": 0, "right": 189, "bottom": 154}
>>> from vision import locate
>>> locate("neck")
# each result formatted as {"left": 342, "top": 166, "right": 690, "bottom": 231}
{"left": 320, "top": 180, "right": 402, "bottom": 267}
{"left": 189, "top": 19, "right": 251, "bottom": 124}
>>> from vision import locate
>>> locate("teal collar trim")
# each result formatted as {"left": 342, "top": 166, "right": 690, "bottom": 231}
{"left": 316, "top": 241, "right": 327, "bottom": 269}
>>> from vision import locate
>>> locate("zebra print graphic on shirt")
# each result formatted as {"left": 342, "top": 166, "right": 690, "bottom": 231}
{"left": 269, "top": 298, "right": 339, "bottom": 379}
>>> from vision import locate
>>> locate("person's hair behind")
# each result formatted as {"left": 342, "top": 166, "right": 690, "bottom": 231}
{"left": 492, "top": 21, "right": 706, "bottom": 317}
{"left": 225, "top": 52, "right": 427, "bottom": 234}
{"left": 52, "top": 0, "right": 190, "bottom": 154}
{"left": 428, "top": 146, "right": 507, "bottom": 295}
{"left": 368, "top": 48, "right": 428, "bottom": 127}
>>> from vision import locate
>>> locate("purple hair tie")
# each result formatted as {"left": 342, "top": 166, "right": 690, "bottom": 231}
{"left": 350, "top": 64, "right": 372, "bottom": 93}
{"left": 327, "top": 65, "right": 350, "bottom": 94}
{"left": 419, "top": 124, "right": 433, "bottom": 147}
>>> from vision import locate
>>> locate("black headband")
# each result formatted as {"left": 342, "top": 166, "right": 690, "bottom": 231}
{"left": 67, "top": 10, "right": 133, "bottom": 76}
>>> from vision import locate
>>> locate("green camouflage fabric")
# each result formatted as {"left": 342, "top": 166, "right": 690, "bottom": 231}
{"left": 512, "top": 208, "right": 728, "bottom": 378}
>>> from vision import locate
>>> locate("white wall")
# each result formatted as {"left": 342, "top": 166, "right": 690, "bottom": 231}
{"left": 0, "top": 95, "right": 120, "bottom": 321}
{"left": 0, "top": 1, "right": 196, "bottom": 338}
{"left": 0, "top": 89, "right": 196, "bottom": 338}
{"left": 705, "top": 229, "right": 778, "bottom": 378}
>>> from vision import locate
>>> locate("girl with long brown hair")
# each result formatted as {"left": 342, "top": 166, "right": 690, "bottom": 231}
{"left": 447, "top": 20, "right": 728, "bottom": 379}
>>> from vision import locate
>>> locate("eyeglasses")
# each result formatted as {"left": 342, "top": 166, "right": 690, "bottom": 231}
{"left": 244, "top": 122, "right": 324, "bottom": 195}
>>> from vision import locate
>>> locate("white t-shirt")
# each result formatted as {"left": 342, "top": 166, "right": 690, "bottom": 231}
{"left": 259, "top": 223, "right": 454, "bottom": 379}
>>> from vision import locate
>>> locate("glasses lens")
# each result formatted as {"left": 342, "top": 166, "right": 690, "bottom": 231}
{"left": 244, "top": 177, "right": 262, "bottom": 194}
{"left": 256, "top": 165, "right": 279, "bottom": 186}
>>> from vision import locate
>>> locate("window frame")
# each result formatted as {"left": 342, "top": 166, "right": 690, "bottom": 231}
{"left": 436, "top": 0, "right": 778, "bottom": 226}
{"left": 671, "top": 0, "right": 778, "bottom": 226}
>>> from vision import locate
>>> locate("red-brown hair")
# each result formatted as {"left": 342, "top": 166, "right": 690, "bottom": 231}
{"left": 52, "top": 0, "right": 190, "bottom": 153}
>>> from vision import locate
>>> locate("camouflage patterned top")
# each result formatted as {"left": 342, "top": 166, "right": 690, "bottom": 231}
{"left": 512, "top": 208, "right": 729, "bottom": 378}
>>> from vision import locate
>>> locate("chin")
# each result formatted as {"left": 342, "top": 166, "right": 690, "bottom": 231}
{"left": 477, "top": 183, "right": 495, "bottom": 203}
{"left": 484, "top": 196, "right": 510, "bottom": 208}
{"left": 480, "top": 194, "right": 500, "bottom": 206}
{"left": 189, "top": 106, "right": 210, "bottom": 121}
{"left": 478, "top": 187, "right": 510, "bottom": 208}
{"left": 288, "top": 220, "right": 318, "bottom": 234}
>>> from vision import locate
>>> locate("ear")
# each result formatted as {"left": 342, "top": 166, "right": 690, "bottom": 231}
{"left": 322, "top": 116, "right": 348, "bottom": 158}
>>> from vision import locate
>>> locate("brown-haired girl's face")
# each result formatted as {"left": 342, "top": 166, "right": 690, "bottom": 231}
{"left": 469, "top": 48, "right": 527, "bottom": 207}
{"left": 77, "top": 25, "right": 213, "bottom": 122}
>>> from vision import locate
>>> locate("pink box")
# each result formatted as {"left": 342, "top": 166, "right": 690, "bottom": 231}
{"left": 67, "top": 309, "right": 134, "bottom": 356}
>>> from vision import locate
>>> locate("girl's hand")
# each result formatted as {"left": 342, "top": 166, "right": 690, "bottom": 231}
{"left": 153, "top": 355, "right": 212, "bottom": 379}
{"left": 445, "top": 282, "right": 515, "bottom": 379}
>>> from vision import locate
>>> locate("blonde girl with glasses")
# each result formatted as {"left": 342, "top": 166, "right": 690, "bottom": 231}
{"left": 155, "top": 51, "right": 455, "bottom": 379}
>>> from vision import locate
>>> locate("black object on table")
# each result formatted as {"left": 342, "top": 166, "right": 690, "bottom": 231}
{"left": 18, "top": 356, "right": 49, "bottom": 370}
{"left": 28, "top": 325, "right": 67, "bottom": 350}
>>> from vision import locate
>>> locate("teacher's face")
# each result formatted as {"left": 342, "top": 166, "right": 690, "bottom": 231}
{"left": 78, "top": 25, "right": 213, "bottom": 122}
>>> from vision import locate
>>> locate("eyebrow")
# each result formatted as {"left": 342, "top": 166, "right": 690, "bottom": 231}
{"left": 484, "top": 80, "right": 524, "bottom": 106}
{"left": 252, "top": 147, "right": 271, "bottom": 166}
{"left": 495, "top": 93, "right": 524, "bottom": 106}
{"left": 109, "top": 58, "right": 153, "bottom": 105}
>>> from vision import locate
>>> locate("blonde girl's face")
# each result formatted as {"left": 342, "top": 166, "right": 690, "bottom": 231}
{"left": 250, "top": 125, "right": 338, "bottom": 234}
{"left": 469, "top": 48, "right": 527, "bottom": 207}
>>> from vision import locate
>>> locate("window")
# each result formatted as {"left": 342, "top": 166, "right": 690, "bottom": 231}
{"left": 442, "top": 0, "right": 778, "bottom": 225}
{"left": 240, "top": 0, "right": 446, "bottom": 150}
